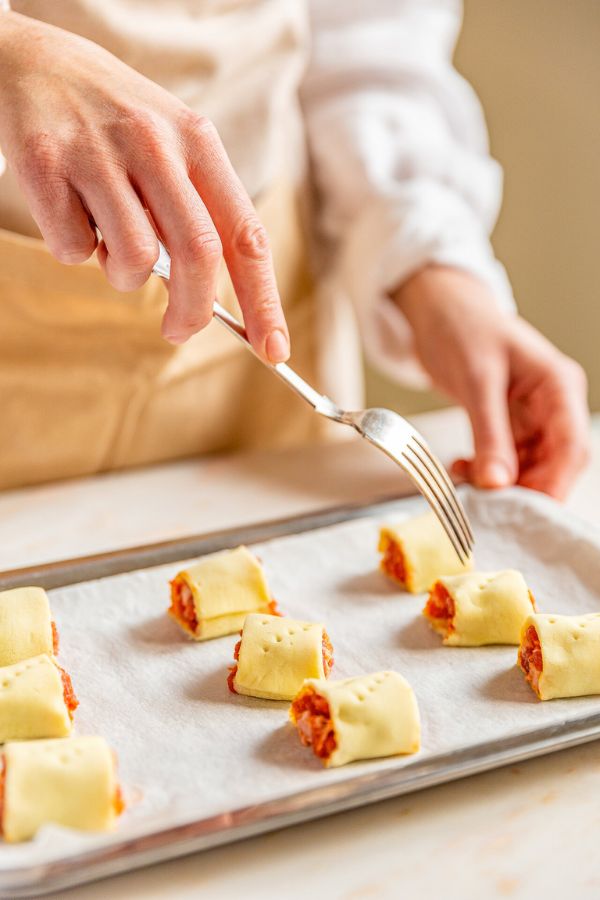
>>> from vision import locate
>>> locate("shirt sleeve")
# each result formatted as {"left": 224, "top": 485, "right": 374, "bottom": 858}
{"left": 300, "top": 0, "right": 516, "bottom": 387}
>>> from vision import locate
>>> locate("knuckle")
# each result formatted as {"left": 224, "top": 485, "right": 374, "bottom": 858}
{"left": 113, "top": 108, "right": 166, "bottom": 156}
{"left": 250, "top": 292, "right": 281, "bottom": 318}
{"left": 179, "top": 230, "right": 222, "bottom": 266}
{"left": 548, "top": 355, "right": 587, "bottom": 393}
{"left": 232, "top": 218, "right": 270, "bottom": 261}
{"left": 115, "top": 237, "right": 159, "bottom": 272}
{"left": 566, "top": 358, "right": 588, "bottom": 392}
{"left": 20, "top": 133, "right": 63, "bottom": 185}
{"left": 180, "top": 111, "right": 218, "bottom": 142}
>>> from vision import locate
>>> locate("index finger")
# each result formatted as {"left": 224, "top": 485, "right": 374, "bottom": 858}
{"left": 182, "top": 115, "right": 290, "bottom": 364}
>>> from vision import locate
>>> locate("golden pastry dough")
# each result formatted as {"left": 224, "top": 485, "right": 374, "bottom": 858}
{"left": 169, "top": 545, "right": 274, "bottom": 641}
{"left": 0, "top": 654, "right": 75, "bottom": 742}
{"left": 519, "top": 612, "right": 600, "bottom": 700}
{"left": 230, "top": 613, "right": 333, "bottom": 701}
{"left": 290, "top": 671, "right": 420, "bottom": 767}
{"left": 1, "top": 735, "right": 123, "bottom": 842}
{"left": 0, "top": 587, "right": 55, "bottom": 666}
{"left": 379, "top": 510, "right": 473, "bottom": 594}
{"left": 424, "top": 570, "right": 535, "bottom": 646}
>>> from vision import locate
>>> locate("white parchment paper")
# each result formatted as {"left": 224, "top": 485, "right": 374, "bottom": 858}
{"left": 2, "top": 486, "right": 600, "bottom": 874}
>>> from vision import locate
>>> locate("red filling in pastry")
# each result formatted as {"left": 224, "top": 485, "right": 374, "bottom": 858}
{"left": 290, "top": 687, "right": 337, "bottom": 760}
{"left": 169, "top": 577, "right": 279, "bottom": 637}
{"left": 379, "top": 536, "right": 408, "bottom": 587}
{"left": 518, "top": 624, "right": 543, "bottom": 697}
{"left": 228, "top": 629, "right": 334, "bottom": 694}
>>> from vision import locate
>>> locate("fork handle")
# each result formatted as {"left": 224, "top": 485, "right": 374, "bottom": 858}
{"left": 152, "top": 241, "right": 332, "bottom": 415}
{"left": 213, "top": 301, "right": 329, "bottom": 411}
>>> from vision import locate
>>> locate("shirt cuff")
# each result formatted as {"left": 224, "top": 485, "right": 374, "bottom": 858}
{"left": 337, "top": 179, "right": 516, "bottom": 388}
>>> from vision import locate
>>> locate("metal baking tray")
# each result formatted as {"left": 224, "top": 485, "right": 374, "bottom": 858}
{"left": 1, "top": 492, "right": 600, "bottom": 898}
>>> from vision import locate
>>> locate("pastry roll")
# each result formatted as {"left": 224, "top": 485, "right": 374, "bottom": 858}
{"left": 290, "top": 671, "right": 420, "bottom": 767}
{"left": 423, "top": 570, "right": 536, "bottom": 646}
{"left": 0, "top": 587, "right": 58, "bottom": 666}
{"left": 228, "top": 613, "right": 334, "bottom": 701}
{"left": 378, "top": 510, "right": 473, "bottom": 594}
{"left": 0, "top": 736, "right": 124, "bottom": 842}
{"left": 518, "top": 613, "right": 600, "bottom": 700}
{"left": 0, "top": 654, "right": 78, "bottom": 743}
{"left": 169, "top": 545, "right": 278, "bottom": 641}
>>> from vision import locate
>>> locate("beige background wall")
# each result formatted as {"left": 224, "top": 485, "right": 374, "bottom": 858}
{"left": 367, "top": 0, "right": 600, "bottom": 414}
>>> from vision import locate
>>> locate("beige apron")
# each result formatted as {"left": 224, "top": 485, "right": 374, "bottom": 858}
{"left": 0, "top": 0, "right": 360, "bottom": 490}
{"left": 0, "top": 175, "right": 333, "bottom": 489}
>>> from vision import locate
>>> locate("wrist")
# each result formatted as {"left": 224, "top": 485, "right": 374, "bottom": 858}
{"left": 392, "top": 264, "right": 459, "bottom": 330}
{"left": 392, "top": 264, "right": 505, "bottom": 332}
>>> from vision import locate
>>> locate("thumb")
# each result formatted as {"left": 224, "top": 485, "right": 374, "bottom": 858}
{"left": 465, "top": 370, "right": 518, "bottom": 489}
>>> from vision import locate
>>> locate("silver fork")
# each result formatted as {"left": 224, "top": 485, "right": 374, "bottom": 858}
{"left": 152, "top": 243, "right": 474, "bottom": 563}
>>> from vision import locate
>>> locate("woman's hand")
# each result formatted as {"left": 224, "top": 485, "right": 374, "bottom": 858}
{"left": 0, "top": 11, "right": 290, "bottom": 362}
{"left": 394, "top": 266, "right": 590, "bottom": 500}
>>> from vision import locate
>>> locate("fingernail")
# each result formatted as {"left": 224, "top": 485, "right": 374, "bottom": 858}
{"left": 265, "top": 329, "right": 290, "bottom": 364}
{"left": 481, "top": 461, "right": 512, "bottom": 488}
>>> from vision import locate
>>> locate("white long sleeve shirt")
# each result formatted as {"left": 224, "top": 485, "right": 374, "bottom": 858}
{"left": 0, "top": 0, "right": 514, "bottom": 391}
{"left": 301, "top": 0, "right": 514, "bottom": 386}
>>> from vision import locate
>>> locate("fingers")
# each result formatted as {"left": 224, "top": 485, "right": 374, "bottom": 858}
{"left": 518, "top": 458, "right": 581, "bottom": 501}
{"left": 183, "top": 115, "right": 289, "bottom": 363}
{"left": 517, "top": 367, "right": 591, "bottom": 500}
{"left": 450, "top": 458, "right": 472, "bottom": 483}
{"left": 137, "top": 165, "right": 222, "bottom": 343}
{"left": 82, "top": 179, "right": 160, "bottom": 292}
{"left": 16, "top": 111, "right": 288, "bottom": 359}
{"left": 464, "top": 363, "right": 519, "bottom": 489}
{"left": 20, "top": 173, "right": 97, "bottom": 264}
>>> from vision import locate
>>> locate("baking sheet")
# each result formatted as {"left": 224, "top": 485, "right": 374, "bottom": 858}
{"left": 2, "top": 486, "right": 600, "bottom": 896}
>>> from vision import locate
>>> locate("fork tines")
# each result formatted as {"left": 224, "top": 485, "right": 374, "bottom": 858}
{"left": 402, "top": 435, "right": 474, "bottom": 564}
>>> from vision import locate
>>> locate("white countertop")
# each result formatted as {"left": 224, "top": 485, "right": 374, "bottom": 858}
{"left": 2, "top": 407, "right": 599, "bottom": 900}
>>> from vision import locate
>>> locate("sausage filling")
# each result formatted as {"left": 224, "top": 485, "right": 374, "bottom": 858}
{"left": 518, "top": 624, "right": 543, "bottom": 697}
{"left": 379, "top": 535, "right": 408, "bottom": 587}
{"left": 169, "top": 577, "right": 279, "bottom": 637}
{"left": 169, "top": 577, "right": 199, "bottom": 634}
{"left": 423, "top": 582, "right": 456, "bottom": 637}
{"left": 291, "top": 687, "right": 337, "bottom": 760}
{"left": 228, "top": 629, "right": 334, "bottom": 694}
{"left": 113, "top": 783, "right": 125, "bottom": 816}
{"left": 58, "top": 665, "right": 79, "bottom": 719}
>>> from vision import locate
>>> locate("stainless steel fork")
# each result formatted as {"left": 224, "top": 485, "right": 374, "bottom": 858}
{"left": 152, "top": 243, "right": 474, "bottom": 563}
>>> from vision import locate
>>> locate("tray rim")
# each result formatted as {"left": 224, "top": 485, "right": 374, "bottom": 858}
{"left": 0, "top": 493, "right": 411, "bottom": 592}
{"left": 1, "top": 491, "right": 600, "bottom": 897}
